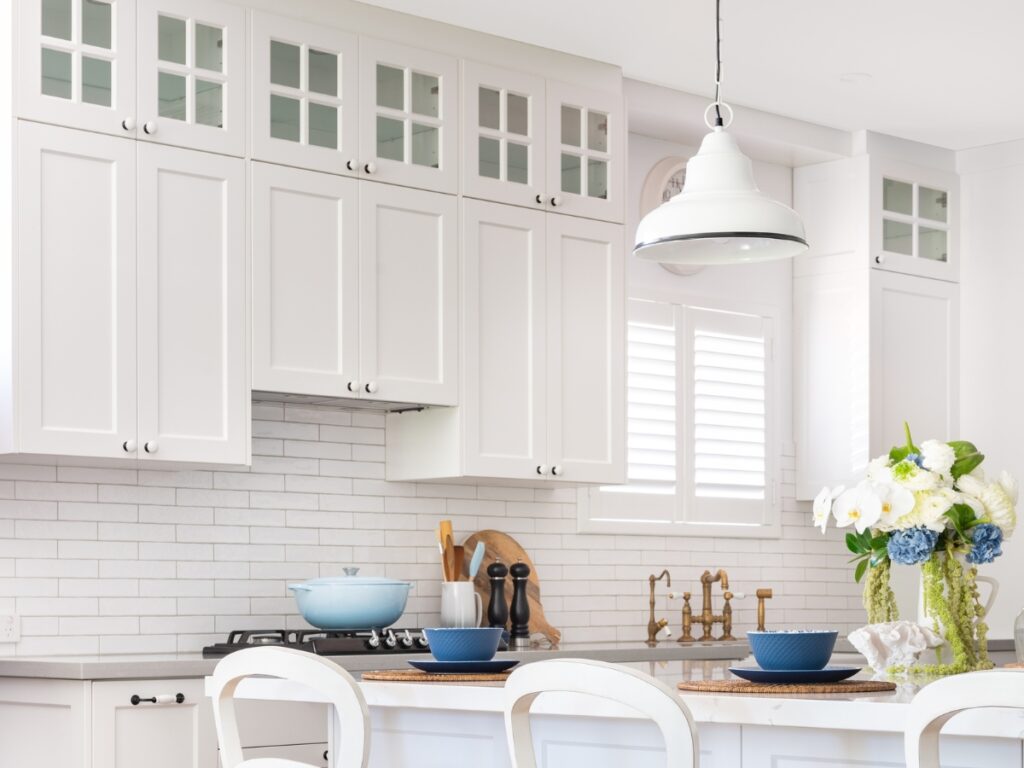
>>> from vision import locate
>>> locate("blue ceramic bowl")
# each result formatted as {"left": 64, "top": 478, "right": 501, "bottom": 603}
{"left": 747, "top": 630, "right": 838, "bottom": 671}
{"left": 424, "top": 627, "right": 504, "bottom": 662}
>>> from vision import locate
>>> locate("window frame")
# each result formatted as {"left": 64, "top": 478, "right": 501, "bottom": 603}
{"left": 578, "top": 289, "right": 781, "bottom": 539}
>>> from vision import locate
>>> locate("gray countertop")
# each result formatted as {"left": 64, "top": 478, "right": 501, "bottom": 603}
{"left": 0, "top": 639, "right": 752, "bottom": 681}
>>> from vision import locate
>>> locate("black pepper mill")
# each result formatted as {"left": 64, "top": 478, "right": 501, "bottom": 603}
{"left": 486, "top": 561, "right": 509, "bottom": 629}
{"left": 509, "top": 560, "right": 531, "bottom": 649}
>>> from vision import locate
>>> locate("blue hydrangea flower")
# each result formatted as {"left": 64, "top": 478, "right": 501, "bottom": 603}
{"left": 887, "top": 527, "right": 940, "bottom": 565}
{"left": 906, "top": 452, "right": 926, "bottom": 469}
{"left": 967, "top": 523, "right": 1003, "bottom": 565}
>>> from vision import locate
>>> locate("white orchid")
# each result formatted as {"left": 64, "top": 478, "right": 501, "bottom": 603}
{"left": 833, "top": 482, "right": 883, "bottom": 533}
{"left": 920, "top": 439, "right": 956, "bottom": 480}
{"left": 874, "top": 482, "right": 917, "bottom": 531}
{"left": 813, "top": 485, "right": 845, "bottom": 533}
{"left": 867, "top": 455, "right": 894, "bottom": 484}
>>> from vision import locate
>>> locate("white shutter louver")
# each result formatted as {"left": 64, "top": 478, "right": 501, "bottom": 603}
{"left": 625, "top": 317, "right": 676, "bottom": 494}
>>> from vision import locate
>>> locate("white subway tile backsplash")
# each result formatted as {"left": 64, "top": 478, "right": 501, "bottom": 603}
{"left": 0, "top": 401, "right": 861, "bottom": 653}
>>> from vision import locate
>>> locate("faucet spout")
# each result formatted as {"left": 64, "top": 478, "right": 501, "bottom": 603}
{"left": 646, "top": 570, "right": 673, "bottom": 645}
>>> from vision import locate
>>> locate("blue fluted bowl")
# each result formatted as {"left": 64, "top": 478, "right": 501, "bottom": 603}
{"left": 747, "top": 630, "right": 838, "bottom": 671}
{"left": 424, "top": 627, "right": 504, "bottom": 662}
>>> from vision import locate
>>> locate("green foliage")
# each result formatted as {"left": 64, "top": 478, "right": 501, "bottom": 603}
{"left": 889, "top": 421, "right": 920, "bottom": 463}
{"left": 847, "top": 530, "right": 889, "bottom": 582}
{"left": 863, "top": 559, "right": 898, "bottom": 623}
{"left": 948, "top": 440, "right": 985, "bottom": 480}
{"left": 944, "top": 503, "right": 979, "bottom": 542}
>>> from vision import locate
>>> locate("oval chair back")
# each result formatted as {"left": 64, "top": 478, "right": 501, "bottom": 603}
{"left": 504, "top": 658, "right": 699, "bottom": 767}
{"left": 905, "top": 669, "right": 1024, "bottom": 768}
{"left": 209, "top": 646, "right": 370, "bottom": 768}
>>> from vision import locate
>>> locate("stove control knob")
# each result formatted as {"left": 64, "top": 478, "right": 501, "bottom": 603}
{"left": 367, "top": 630, "right": 381, "bottom": 649}
{"left": 399, "top": 629, "right": 414, "bottom": 649}
{"left": 415, "top": 634, "right": 430, "bottom": 649}
{"left": 384, "top": 629, "right": 398, "bottom": 649}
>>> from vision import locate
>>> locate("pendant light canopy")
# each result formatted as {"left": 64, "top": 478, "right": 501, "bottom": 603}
{"left": 633, "top": 0, "right": 807, "bottom": 266}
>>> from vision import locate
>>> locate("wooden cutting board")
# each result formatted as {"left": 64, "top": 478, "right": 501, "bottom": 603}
{"left": 462, "top": 530, "right": 561, "bottom": 645}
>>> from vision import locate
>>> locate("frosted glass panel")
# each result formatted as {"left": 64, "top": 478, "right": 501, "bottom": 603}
{"left": 479, "top": 87, "right": 499, "bottom": 130}
{"left": 158, "top": 16, "right": 186, "bottom": 65}
{"left": 81, "top": 56, "right": 112, "bottom": 106}
{"left": 561, "top": 153, "right": 581, "bottom": 194}
{"left": 919, "top": 186, "right": 948, "bottom": 223}
{"left": 588, "top": 110, "right": 608, "bottom": 152}
{"left": 377, "top": 116, "right": 404, "bottom": 161}
{"left": 308, "top": 102, "right": 337, "bottom": 149}
{"left": 508, "top": 142, "right": 528, "bottom": 184}
{"left": 588, "top": 158, "right": 608, "bottom": 199}
{"left": 270, "top": 94, "right": 300, "bottom": 142}
{"left": 270, "top": 41, "right": 300, "bottom": 88}
{"left": 479, "top": 136, "right": 499, "bottom": 179}
{"left": 82, "top": 0, "right": 112, "bottom": 49}
{"left": 411, "top": 72, "right": 439, "bottom": 117}
{"left": 412, "top": 123, "right": 439, "bottom": 167}
{"left": 195, "top": 79, "right": 222, "bottom": 127}
{"left": 42, "top": 0, "right": 72, "bottom": 40}
{"left": 376, "top": 64, "right": 403, "bottom": 110}
{"left": 507, "top": 93, "right": 528, "bottom": 135}
{"left": 883, "top": 218, "right": 912, "bottom": 255}
{"left": 561, "top": 105, "right": 581, "bottom": 146}
{"left": 195, "top": 24, "right": 223, "bottom": 72}
{"left": 41, "top": 48, "right": 72, "bottom": 99}
{"left": 919, "top": 226, "right": 947, "bottom": 262}
{"left": 883, "top": 178, "right": 912, "bottom": 215}
{"left": 308, "top": 49, "right": 337, "bottom": 96}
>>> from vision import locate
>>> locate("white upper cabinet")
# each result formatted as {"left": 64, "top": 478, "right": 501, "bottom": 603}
{"left": 461, "top": 61, "right": 546, "bottom": 209}
{"left": 546, "top": 80, "right": 623, "bottom": 223}
{"left": 136, "top": 0, "right": 246, "bottom": 156}
{"left": 18, "top": 0, "right": 137, "bottom": 136}
{"left": 137, "top": 142, "right": 248, "bottom": 463}
{"left": 359, "top": 183, "right": 458, "bottom": 406}
{"left": 16, "top": 122, "right": 138, "bottom": 458}
{"left": 359, "top": 38, "right": 458, "bottom": 194}
{"left": 252, "top": 162, "right": 360, "bottom": 398}
{"left": 250, "top": 12, "right": 359, "bottom": 176}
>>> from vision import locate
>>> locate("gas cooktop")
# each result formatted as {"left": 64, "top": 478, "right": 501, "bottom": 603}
{"left": 201, "top": 628, "right": 430, "bottom": 658}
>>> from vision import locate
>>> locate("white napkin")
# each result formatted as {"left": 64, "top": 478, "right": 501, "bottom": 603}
{"left": 848, "top": 621, "right": 944, "bottom": 671}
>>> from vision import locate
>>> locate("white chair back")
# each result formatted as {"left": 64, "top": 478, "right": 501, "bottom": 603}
{"left": 209, "top": 646, "right": 370, "bottom": 768}
{"left": 905, "top": 669, "right": 1024, "bottom": 768}
{"left": 504, "top": 658, "right": 699, "bottom": 767}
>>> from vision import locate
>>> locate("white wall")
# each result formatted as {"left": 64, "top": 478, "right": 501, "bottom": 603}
{"left": 958, "top": 139, "right": 1024, "bottom": 639}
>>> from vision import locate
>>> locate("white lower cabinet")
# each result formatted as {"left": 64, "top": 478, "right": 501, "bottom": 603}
{"left": 386, "top": 199, "right": 624, "bottom": 484}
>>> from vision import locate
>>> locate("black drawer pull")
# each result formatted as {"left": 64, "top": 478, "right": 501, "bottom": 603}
{"left": 130, "top": 693, "right": 185, "bottom": 706}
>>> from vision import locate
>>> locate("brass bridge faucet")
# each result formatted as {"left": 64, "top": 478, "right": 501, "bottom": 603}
{"left": 681, "top": 569, "right": 734, "bottom": 642}
{"left": 646, "top": 570, "right": 672, "bottom": 646}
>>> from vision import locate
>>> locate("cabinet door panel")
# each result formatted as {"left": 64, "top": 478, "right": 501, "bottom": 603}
{"left": 92, "top": 679, "right": 216, "bottom": 768}
{"left": 462, "top": 200, "right": 547, "bottom": 478}
{"left": 462, "top": 60, "right": 546, "bottom": 208}
{"left": 546, "top": 216, "right": 625, "bottom": 483}
{"left": 359, "top": 183, "right": 457, "bottom": 406}
{"left": 252, "top": 162, "right": 359, "bottom": 397}
{"left": 137, "top": 143, "right": 247, "bottom": 463}
{"left": 17, "top": 0, "right": 137, "bottom": 136}
{"left": 17, "top": 122, "right": 137, "bottom": 458}
{"left": 136, "top": 0, "right": 246, "bottom": 156}
{"left": 250, "top": 12, "right": 359, "bottom": 176}
{"left": 359, "top": 37, "right": 458, "bottom": 193}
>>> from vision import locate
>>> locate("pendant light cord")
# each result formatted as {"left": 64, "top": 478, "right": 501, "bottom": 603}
{"left": 714, "top": 0, "right": 723, "bottom": 126}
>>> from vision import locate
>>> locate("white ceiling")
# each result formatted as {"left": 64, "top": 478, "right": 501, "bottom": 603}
{"left": 356, "top": 0, "right": 1024, "bottom": 151}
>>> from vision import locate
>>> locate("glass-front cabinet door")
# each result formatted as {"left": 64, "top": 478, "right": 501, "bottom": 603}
{"left": 462, "top": 61, "right": 546, "bottom": 208}
{"left": 250, "top": 12, "right": 359, "bottom": 176}
{"left": 546, "top": 80, "right": 623, "bottom": 223}
{"left": 136, "top": 0, "right": 245, "bottom": 156}
{"left": 359, "top": 38, "right": 457, "bottom": 194}
{"left": 18, "top": 0, "right": 137, "bottom": 136}
{"left": 872, "top": 160, "right": 958, "bottom": 282}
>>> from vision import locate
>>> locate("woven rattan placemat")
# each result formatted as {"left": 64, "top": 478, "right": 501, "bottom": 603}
{"left": 677, "top": 679, "right": 896, "bottom": 695}
{"left": 362, "top": 669, "right": 511, "bottom": 683}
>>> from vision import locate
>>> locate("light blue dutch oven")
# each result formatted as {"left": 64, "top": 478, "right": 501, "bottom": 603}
{"left": 288, "top": 567, "right": 413, "bottom": 630}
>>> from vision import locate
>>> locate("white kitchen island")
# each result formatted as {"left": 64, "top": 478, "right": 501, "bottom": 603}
{"left": 223, "top": 659, "right": 1024, "bottom": 768}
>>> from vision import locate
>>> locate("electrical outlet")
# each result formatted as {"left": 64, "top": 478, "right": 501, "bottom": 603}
{"left": 0, "top": 615, "right": 20, "bottom": 642}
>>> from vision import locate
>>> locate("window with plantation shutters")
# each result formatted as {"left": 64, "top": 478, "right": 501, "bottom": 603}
{"left": 580, "top": 297, "right": 777, "bottom": 536}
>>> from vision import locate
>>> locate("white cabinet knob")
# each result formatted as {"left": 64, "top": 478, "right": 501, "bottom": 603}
{"left": 549, "top": 196, "right": 562, "bottom": 207}
{"left": 346, "top": 159, "right": 358, "bottom": 171}
{"left": 346, "top": 381, "right": 359, "bottom": 393}
{"left": 364, "top": 381, "right": 379, "bottom": 394}
{"left": 535, "top": 194, "right": 544, "bottom": 205}
{"left": 121, "top": 117, "right": 136, "bottom": 131}
{"left": 143, "top": 121, "right": 158, "bottom": 135}
{"left": 551, "top": 465, "right": 563, "bottom": 477}
{"left": 122, "top": 439, "right": 137, "bottom": 453}
{"left": 875, "top": 254, "right": 885, "bottom": 264}
{"left": 144, "top": 441, "right": 159, "bottom": 454}
{"left": 536, "top": 465, "right": 549, "bottom": 476}
{"left": 363, "top": 162, "right": 377, "bottom": 174}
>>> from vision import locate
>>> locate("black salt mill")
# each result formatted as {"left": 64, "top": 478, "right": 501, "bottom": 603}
{"left": 486, "top": 561, "right": 509, "bottom": 629}
{"left": 509, "top": 560, "right": 531, "bottom": 649}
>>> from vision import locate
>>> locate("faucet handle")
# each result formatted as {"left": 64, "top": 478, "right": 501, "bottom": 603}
{"left": 657, "top": 620, "right": 672, "bottom": 639}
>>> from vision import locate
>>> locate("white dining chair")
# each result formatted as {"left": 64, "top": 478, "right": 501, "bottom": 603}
{"left": 905, "top": 669, "right": 1024, "bottom": 768}
{"left": 504, "top": 658, "right": 699, "bottom": 767}
{"left": 208, "top": 646, "right": 370, "bottom": 768}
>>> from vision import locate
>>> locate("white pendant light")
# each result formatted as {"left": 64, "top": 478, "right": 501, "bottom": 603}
{"left": 634, "top": 0, "right": 807, "bottom": 266}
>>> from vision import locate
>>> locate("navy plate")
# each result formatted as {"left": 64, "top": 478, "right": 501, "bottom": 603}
{"left": 408, "top": 659, "right": 519, "bottom": 674}
{"left": 728, "top": 665, "right": 861, "bottom": 684}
